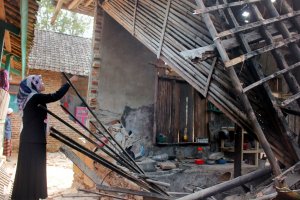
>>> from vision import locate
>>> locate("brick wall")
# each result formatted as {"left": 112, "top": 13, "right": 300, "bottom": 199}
{"left": 87, "top": 3, "right": 103, "bottom": 112}
{"left": 73, "top": 4, "right": 103, "bottom": 188}
{"left": 11, "top": 69, "right": 89, "bottom": 152}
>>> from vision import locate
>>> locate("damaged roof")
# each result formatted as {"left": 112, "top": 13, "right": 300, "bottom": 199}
{"left": 28, "top": 29, "right": 92, "bottom": 76}
{"left": 95, "top": 0, "right": 300, "bottom": 171}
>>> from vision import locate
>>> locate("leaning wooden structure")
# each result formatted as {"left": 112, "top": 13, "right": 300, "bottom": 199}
{"left": 96, "top": 0, "right": 300, "bottom": 175}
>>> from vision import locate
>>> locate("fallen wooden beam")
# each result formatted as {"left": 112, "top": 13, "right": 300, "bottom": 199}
{"left": 60, "top": 145, "right": 103, "bottom": 185}
{"left": 243, "top": 61, "right": 300, "bottom": 93}
{"left": 76, "top": 189, "right": 129, "bottom": 200}
{"left": 177, "top": 167, "right": 272, "bottom": 200}
{"left": 196, "top": 0, "right": 282, "bottom": 176}
{"left": 96, "top": 184, "right": 171, "bottom": 199}
{"left": 225, "top": 34, "right": 300, "bottom": 67}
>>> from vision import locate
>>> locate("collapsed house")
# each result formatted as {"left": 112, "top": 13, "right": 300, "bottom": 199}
{"left": 1, "top": 0, "right": 300, "bottom": 199}
{"left": 46, "top": 0, "right": 300, "bottom": 199}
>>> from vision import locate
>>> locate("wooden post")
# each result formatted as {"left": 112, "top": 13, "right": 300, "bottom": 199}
{"left": 0, "top": 26, "right": 5, "bottom": 65}
{"left": 234, "top": 126, "right": 242, "bottom": 178}
{"left": 195, "top": 0, "right": 281, "bottom": 176}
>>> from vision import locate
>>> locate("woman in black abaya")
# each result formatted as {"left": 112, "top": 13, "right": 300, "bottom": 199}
{"left": 12, "top": 74, "right": 78, "bottom": 200}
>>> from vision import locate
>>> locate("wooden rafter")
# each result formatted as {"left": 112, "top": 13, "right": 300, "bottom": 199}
{"left": 219, "top": 0, "right": 299, "bottom": 168}
{"left": 132, "top": 0, "right": 139, "bottom": 35}
{"left": 204, "top": 57, "right": 217, "bottom": 97}
{"left": 225, "top": 34, "right": 300, "bottom": 67}
{"left": 193, "top": 0, "right": 260, "bottom": 14}
{"left": 68, "top": 0, "right": 83, "bottom": 10}
{"left": 250, "top": 1, "right": 300, "bottom": 107}
{"left": 243, "top": 61, "right": 300, "bottom": 93}
{"left": 196, "top": 0, "right": 282, "bottom": 176}
{"left": 51, "top": 0, "right": 66, "bottom": 25}
{"left": 216, "top": 10, "right": 300, "bottom": 39}
{"left": 157, "top": 0, "right": 172, "bottom": 58}
{"left": 0, "top": 0, "right": 11, "bottom": 52}
{"left": 281, "top": 92, "right": 300, "bottom": 107}
{"left": 84, "top": 0, "right": 94, "bottom": 7}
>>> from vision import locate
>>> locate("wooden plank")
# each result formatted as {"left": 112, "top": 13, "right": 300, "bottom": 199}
{"left": 194, "top": 91, "right": 207, "bottom": 140}
{"left": 204, "top": 57, "right": 217, "bottom": 97}
{"left": 281, "top": 92, "right": 300, "bottom": 107}
{"left": 187, "top": 85, "right": 194, "bottom": 142}
{"left": 193, "top": 0, "right": 261, "bottom": 14}
{"left": 243, "top": 61, "right": 300, "bottom": 93}
{"left": 59, "top": 145, "right": 103, "bottom": 185}
{"left": 234, "top": 126, "right": 242, "bottom": 178}
{"left": 96, "top": 185, "right": 170, "bottom": 199}
{"left": 166, "top": 79, "right": 172, "bottom": 142}
{"left": 179, "top": 83, "right": 188, "bottom": 142}
{"left": 68, "top": 0, "right": 83, "bottom": 9}
{"left": 153, "top": 66, "right": 159, "bottom": 144}
{"left": 170, "top": 80, "right": 180, "bottom": 143}
{"left": 84, "top": 0, "right": 94, "bottom": 7}
{"left": 157, "top": 0, "right": 172, "bottom": 58}
{"left": 216, "top": 10, "right": 300, "bottom": 39}
{"left": 0, "top": 1, "right": 12, "bottom": 53}
{"left": 0, "top": 20, "right": 20, "bottom": 35}
{"left": 224, "top": 34, "right": 300, "bottom": 67}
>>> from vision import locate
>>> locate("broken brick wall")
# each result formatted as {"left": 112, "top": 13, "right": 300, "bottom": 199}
{"left": 95, "top": 12, "right": 156, "bottom": 151}
{"left": 75, "top": 3, "right": 156, "bottom": 189}
{"left": 10, "top": 69, "right": 89, "bottom": 152}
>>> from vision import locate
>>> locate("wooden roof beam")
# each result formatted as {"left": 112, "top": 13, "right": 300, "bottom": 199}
{"left": 1, "top": 62, "right": 21, "bottom": 76}
{"left": 51, "top": 0, "right": 66, "bottom": 25}
{"left": 84, "top": 0, "right": 94, "bottom": 7}
{"left": 68, "top": 0, "right": 83, "bottom": 10}
{"left": 0, "top": 0, "right": 11, "bottom": 52}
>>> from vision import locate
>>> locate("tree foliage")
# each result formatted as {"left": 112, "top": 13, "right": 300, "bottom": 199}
{"left": 36, "top": 0, "right": 93, "bottom": 37}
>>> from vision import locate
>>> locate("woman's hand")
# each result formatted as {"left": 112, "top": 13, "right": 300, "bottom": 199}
{"left": 69, "top": 75, "right": 79, "bottom": 83}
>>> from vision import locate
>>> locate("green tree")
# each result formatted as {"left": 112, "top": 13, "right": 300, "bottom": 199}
{"left": 36, "top": 0, "right": 93, "bottom": 37}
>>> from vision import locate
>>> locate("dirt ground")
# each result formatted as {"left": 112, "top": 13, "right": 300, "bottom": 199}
{"left": 2, "top": 152, "right": 99, "bottom": 200}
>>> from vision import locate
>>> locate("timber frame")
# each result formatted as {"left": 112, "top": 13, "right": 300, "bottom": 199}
{"left": 93, "top": 0, "right": 300, "bottom": 175}
{"left": 56, "top": 0, "right": 300, "bottom": 178}
{"left": 1, "top": 0, "right": 38, "bottom": 77}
